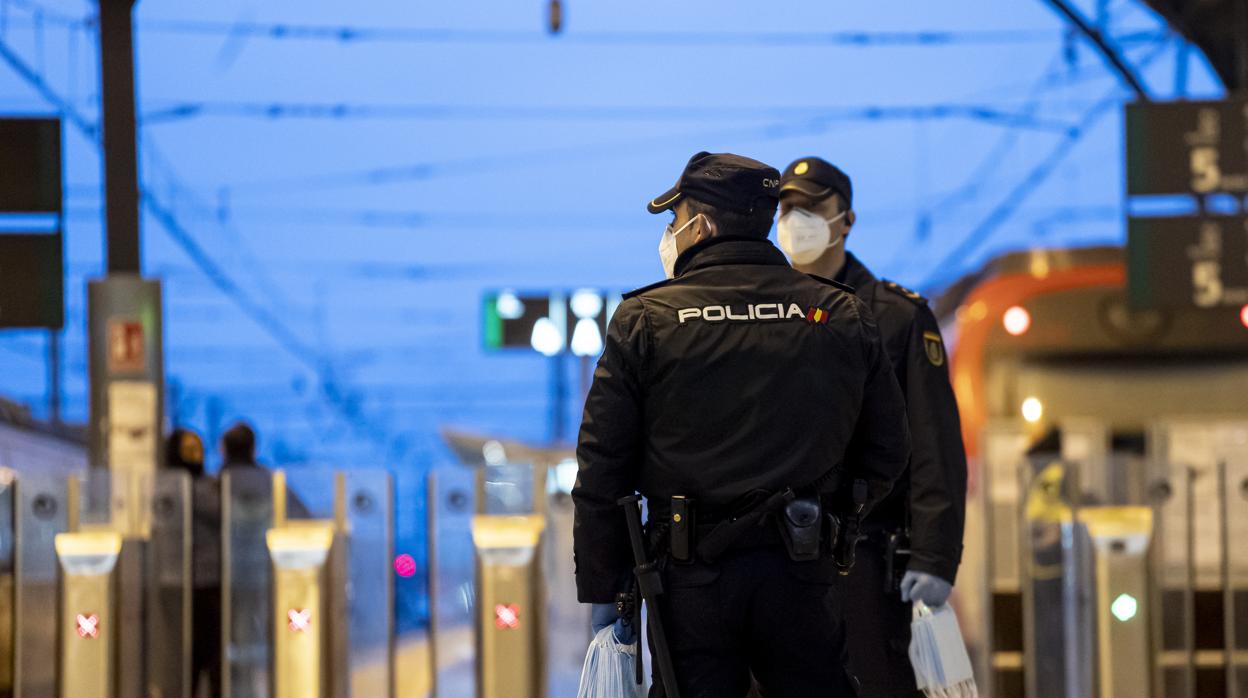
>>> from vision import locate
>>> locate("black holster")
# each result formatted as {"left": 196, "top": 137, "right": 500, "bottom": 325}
{"left": 883, "top": 529, "right": 912, "bottom": 595}
{"left": 778, "top": 495, "right": 823, "bottom": 562}
{"left": 669, "top": 496, "right": 696, "bottom": 564}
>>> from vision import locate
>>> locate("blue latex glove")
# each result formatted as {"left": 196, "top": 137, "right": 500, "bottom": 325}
{"left": 590, "top": 602, "right": 637, "bottom": 644}
{"left": 900, "top": 570, "right": 953, "bottom": 607}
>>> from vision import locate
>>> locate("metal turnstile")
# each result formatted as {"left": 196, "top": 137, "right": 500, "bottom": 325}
{"left": 472, "top": 464, "right": 547, "bottom": 698}
{"left": 1082, "top": 506, "right": 1153, "bottom": 697}
{"left": 223, "top": 467, "right": 395, "bottom": 698}
{"left": 9, "top": 470, "right": 190, "bottom": 698}
{"left": 55, "top": 530, "right": 123, "bottom": 698}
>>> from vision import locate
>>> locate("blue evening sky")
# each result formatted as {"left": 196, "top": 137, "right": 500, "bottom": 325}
{"left": 0, "top": 0, "right": 1223, "bottom": 474}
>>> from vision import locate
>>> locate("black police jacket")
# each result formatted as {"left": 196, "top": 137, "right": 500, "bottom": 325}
{"left": 837, "top": 253, "right": 968, "bottom": 584}
{"left": 572, "top": 236, "right": 911, "bottom": 603}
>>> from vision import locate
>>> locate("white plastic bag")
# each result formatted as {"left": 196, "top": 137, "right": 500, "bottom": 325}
{"left": 577, "top": 626, "right": 644, "bottom": 698}
{"left": 909, "top": 601, "right": 978, "bottom": 698}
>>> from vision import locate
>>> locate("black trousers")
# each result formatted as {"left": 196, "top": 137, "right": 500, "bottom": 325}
{"left": 648, "top": 546, "right": 857, "bottom": 698}
{"left": 191, "top": 586, "right": 222, "bottom": 698}
{"left": 843, "top": 539, "right": 921, "bottom": 697}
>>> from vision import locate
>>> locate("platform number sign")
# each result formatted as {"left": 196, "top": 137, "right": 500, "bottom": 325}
{"left": 1126, "top": 98, "right": 1248, "bottom": 196}
{"left": 1128, "top": 215, "right": 1248, "bottom": 310}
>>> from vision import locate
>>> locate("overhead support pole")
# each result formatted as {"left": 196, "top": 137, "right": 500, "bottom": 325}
{"left": 97, "top": 0, "right": 141, "bottom": 274}
{"left": 1237, "top": 0, "right": 1248, "bottom": 93}
{"left": 1042, "top": 0, "right": 1152, "bottom": 102}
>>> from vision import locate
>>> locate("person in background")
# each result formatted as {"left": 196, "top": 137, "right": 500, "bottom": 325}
{"left": 220, "top": 422, "right": 262, "bottom": 471}
{"left": 166, "top": 428, "right": 221, "bottom": 698}
{"left": 777, "top": 156, "right": 968, "bottom": 696}
{"left": 220, "top": 420, "right": 309, "bottom": 518}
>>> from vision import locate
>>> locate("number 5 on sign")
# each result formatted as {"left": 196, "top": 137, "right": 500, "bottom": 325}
{"left": 1192, "top": 260, "right": 1223, "bottom": 307}
{"left": 1190, "top": 146, "right": 1222, "bottom": 193}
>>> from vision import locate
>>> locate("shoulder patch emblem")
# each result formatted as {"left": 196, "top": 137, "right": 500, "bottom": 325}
{"left": 806, "top": 307, "right": 832, "bottom": 324}
{"left": 922, "top": 331, "right": 945, "bottom": 367}
{"left": 883, "top": 280, "right": 926, "bottom": 304}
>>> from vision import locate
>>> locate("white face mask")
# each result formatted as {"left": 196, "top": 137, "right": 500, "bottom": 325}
{"left": 658, "top": 214, "right": 702, "bottom": 279}
{"left": 777, "top": 208, "right": 847, "bottom": 265}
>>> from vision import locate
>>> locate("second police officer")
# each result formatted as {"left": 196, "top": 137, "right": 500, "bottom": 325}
{"left": 573, "top": 151, "right": 912, "bottom": 696}
{"left": 777, "top": 157, "right": 969, "bottom": 697}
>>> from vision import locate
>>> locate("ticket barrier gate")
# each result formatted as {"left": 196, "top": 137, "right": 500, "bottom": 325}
{"left": 3, "top": 469, "right": 191, "bottom": 698}
{"left": 1021, "top": 463, "right": 1156, "bottom": 698}
{"left": 1, "top": 467, "right": 391, "bottom": 698}
{"left": 222, "top": 468, "right": 394, "bottom": 698}
{"left": 471, "top": 464, "right": 547, "bottom": 698}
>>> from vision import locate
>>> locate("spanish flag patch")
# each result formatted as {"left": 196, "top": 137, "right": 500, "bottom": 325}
{"left": 805, "top": 307, "right": 831, "bottom": 324}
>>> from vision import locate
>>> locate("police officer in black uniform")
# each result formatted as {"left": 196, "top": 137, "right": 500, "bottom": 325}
{"left": 573, "top": 151, "right": 912, "bottom": 697}
{"left": 777, "top": 157, "right": 968, "bottom": 696}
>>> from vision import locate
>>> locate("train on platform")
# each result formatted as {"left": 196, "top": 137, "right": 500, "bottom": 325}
{"left": 935, "top": 245, "right": 1248, "bottom": 697}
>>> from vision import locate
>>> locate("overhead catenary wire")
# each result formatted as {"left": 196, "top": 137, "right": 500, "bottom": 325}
{"left": 916, "top": 32, "right": 1173, "bottom": 290}
{"left": 0, "top": 31, "right": 403, "bottom": 455}
{"left": 139, "top": 99, "right": 1083, "bottom": 131}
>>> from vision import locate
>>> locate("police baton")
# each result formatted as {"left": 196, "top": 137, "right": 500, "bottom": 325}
{"left": 618, "top": 494, "right": 681, "bottom": 698}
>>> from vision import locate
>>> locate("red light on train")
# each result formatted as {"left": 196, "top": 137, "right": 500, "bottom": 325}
{"left": 394, "top": 553, "right": 416, "bottom": 578}
{"left": 1003, "top": 306, "right": 1031, "bottom": 336}
{"left": 1241, "top": 304, "right": 1248, "bottom": 330}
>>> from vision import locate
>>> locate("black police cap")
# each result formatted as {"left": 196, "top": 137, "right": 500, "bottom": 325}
{"left": 647, "top": 151, "right": 781, "bottom": 215}
{"left": 780, "top": 157, "right": 853, "bottom": 208}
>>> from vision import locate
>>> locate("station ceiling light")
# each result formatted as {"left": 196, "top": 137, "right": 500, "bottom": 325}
{"left": 495, "top": 291, "right": 524, "bottom": 320}
{"left": 530, "top": 317, "right": 563, "bottom": 357}
{"left": 1021, "top": 397, "right": 1043, "bottom": 423}
{"left": 571, "top": 318, "right": 604, "bottom": 356}
{"left": 1003, "top": 305, "right": 1031, "bottom": 336}
{"left": 1240, "top": 303, "right": 1248, "bottom": 330}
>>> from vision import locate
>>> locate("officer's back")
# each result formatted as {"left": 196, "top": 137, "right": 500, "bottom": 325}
{"left": 625, "top": 245, "right": 896, "bottom": 506}
{"left": 573, "top": 152, "right": 910, "bottom": 698}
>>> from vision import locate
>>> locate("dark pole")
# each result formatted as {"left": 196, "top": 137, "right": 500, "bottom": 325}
{"left": 97, "top": 0, "right": 141, "bottom": 274}
{"left": 1237, "top": 0, "right": 1248, "bottom": 93}
{"left": 48, "top": 330, "right": 61, "bottom": 429}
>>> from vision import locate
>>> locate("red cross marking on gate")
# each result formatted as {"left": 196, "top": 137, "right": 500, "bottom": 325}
{"left": 494, "top": 603, "right": 521, "bottom": 630}
{"left": 287, "top": 608, "right": 312, "bottom": 633}
{"left": 76, "top": 613, "right": 99, "bottom": 639}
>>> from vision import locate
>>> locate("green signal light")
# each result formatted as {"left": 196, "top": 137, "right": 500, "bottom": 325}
{"left": 1111, "top": 593, "right": 1138, "bottom": 622}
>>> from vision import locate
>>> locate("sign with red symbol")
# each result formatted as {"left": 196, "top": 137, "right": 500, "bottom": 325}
{"left": 494, "top": 603, "right": 520, "bottom": 630}
{"left": 107, "top": 319, "right": 145, "bottom": 372}
{"left": 76, "top": 613, "right": 99, "bottom": 639}
{"left": 287, "top": 608, "right": 311, "bottom": 633}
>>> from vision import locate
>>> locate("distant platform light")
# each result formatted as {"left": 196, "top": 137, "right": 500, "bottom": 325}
{"left": 1240, "top": 304, "right": 1248, "bottom": 330}
{"left": 1111, "top": 593, "right": 1138, "bottom": 622}
{"left": 496, "top": 292, "right": 524, "bottom": 320}
{"left": 482, "top": 440, "right": 507, "bottom": 466}
{"left": 1003, "top": 306, "right": 1031, "bottom": 336}
{"left": 570, "top": 289, "right": 603, "bottom": 319}
{"left": 571, "top": 318, "right": 604, "bottom": 356}
{"left": 1022, "top": 397, "right": 1043, "bottom": 423}
{"left": 394, "top": 553, "right": 417, "bottom": 578}
{"left": 530, "top": 317, "right": 564, "bottom": 356}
